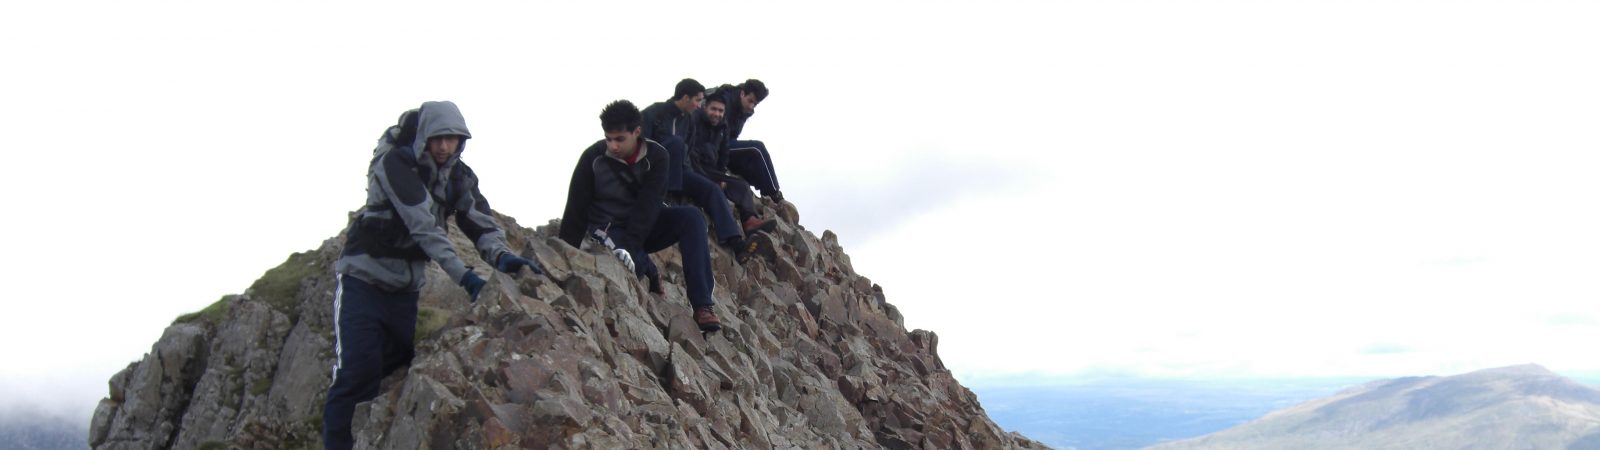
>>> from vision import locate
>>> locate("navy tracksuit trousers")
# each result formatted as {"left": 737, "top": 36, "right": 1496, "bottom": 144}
{"left": 322, "top": 274, "right": 417, "bottom": 450}
{"left": 664, "top": 135, "right": 742, "bottom": 239}
{"left": 604, "top": 206, "right": 715, "bottom": 308}
{"left": 728, "top": 139, "right": 780, "bottom": 196}
{"left": 675, "top": 168, "right": 743, "bottom": 244}
{"left": 719, "top": 177, "right": 760, "bottom": 221}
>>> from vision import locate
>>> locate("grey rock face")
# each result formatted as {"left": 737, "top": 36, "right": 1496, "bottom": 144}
{"left": 91, "top": 323, "right": 208, "bottom": 449}
{"left": 92, "top": 200, "right": 1048, "bottom": 449}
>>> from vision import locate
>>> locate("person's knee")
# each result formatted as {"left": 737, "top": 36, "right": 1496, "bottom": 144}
{"left": 674, "top": 207, "right": 707, "bottom": 229}
{"left": 686, "top": 175, "right": 717, "bottom": 199}
{"left": 665, "top": 206, "right": 707, "bottom": 232}
{"left": 329, "top": 363, "right": 380, "bottom": 396}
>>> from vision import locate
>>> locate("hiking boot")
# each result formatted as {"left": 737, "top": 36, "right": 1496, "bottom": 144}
{"left": 694, "top": 306, "right": 721, "bottom": 332}
{"left": 742, "top": 216, "right": 776, "bottom": 235}
{"left": 727, "top": 236, "right": 771, "bottom": 265}
{"left": 764, "top": 190, "right": 784, "bottom": 202}
{"left": 726, "top": 237, "right": 750, "bottom": 262}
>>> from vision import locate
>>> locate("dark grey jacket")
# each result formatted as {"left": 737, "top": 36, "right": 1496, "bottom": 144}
{"left": 685, "top": 108, "right": 736, "bottom": 183}
{"left": 641, "top": 100, "right": 693, "bottom": 144}
{"left": 558, "top": 139, "right": 670, "bottom": 253}
{"left": 708, "top": 84, "right": 754, "bottom": 140}
{"left": 336, "top": 101, "right": 512, "bottom": 292}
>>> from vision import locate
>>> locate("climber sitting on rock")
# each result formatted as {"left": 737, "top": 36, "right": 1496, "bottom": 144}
{"left": 323, "top": 101, "right": 542, "bottom": 450}
{"left": 559, "top": 100, "right": 723, "bottom": 332}
{"left": 641, "top": 78, "right": 701, "bottom": 192}
{"left": 686, "top": 92, "right": 778, "bottom": 236}
{"left": 642, "top": 78, "right": 772, "bottom": 261}
{"left": 708, "top": 79, "right": 783, "bottom": 201}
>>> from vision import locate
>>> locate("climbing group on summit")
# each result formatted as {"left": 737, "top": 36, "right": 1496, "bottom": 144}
{"left": 321, "top": 79, "right": 783, "bottom": 450}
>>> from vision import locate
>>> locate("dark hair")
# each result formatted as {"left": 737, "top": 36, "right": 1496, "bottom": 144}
{"left": 673, "top": 78, "right": 705, "bottom": 101}
{"left": 739, "top": 79, "right": 769, "bottom": 101}
{"left": 704, "top": 92, "right": 727, "bottom": 107}
{"left": 599, "top": 100, "right": 642, "bottom": 133}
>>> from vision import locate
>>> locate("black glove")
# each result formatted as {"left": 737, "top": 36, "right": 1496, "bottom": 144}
{"left": 459, "top": 271, "right": 486, "bottom": 303}
{"left": 496, "top": 252, "right": 544, "bottom": 275}
{"left": 636, "top": 256, "right": 663, "bottom": 294}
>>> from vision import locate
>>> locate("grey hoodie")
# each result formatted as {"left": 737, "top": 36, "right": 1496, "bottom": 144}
{"left": 336, "top": 101, "right": 512, "bottom": 292}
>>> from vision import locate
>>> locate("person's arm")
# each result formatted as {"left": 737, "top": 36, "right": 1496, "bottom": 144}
{"left": 373, "top": 149, "right": 471, "bottom": 283}
{"left": 559, "top": 142, "right": 606, "bottom": 247}
{"left": 727, "top": 117, "right": 745, "bottom": 141}
{"left": 641, "top": 103, "right": 671, "bottom": 143}
{"left": 450, "top": 164, "right": 513, "bottom": 264}
{"left": 715, "top": 131, "right": 733, "bottom": 175}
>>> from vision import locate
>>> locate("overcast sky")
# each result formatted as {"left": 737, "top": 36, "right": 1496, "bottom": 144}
{"left": 2, "top": 0, "right": 1598, "bottom": 422}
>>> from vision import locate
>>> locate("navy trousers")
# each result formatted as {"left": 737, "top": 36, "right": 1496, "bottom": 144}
{"left": 322, "top": 274, "right": 418, "bottom": 450}
{"left": 728, "top": 139, "right": 780, "bottom": 196}
{"left": 606, "top": 206, "right": 715, "bottom": 308}
{"left": 719, "top": 177, "right": 759, "bottom": 220}
{"left": 676, "top": 169, "right": 743, "bottom": 244}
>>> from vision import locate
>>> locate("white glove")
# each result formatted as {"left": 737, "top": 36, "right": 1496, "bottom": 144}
{"left": 591, "top": 227, "right": 636, "bottom": 273}
{"left": 612, "top": 248, "right": 635, "bottom": 273}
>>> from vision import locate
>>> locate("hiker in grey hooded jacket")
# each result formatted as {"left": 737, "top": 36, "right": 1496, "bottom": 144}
{"left": 323, "top": 101, "right": 540, "bottom": 450}
{"left": 335, "top": 101, "right": 536, "bottom": 295}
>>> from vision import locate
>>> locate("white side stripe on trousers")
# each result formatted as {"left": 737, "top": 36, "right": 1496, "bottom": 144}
{"left": 728, "top": 146, "right": 779, "bottom": 191}
{"left": 329, "top": 273, "right": 345, "bottom": 387}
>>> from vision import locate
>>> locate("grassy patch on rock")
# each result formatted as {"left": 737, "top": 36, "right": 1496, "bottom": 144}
{"left": 248, "top": 251, "right": 321, "bottom": 319}
{"left": 416, "top": 307, "right": 450, "bottom": 344}
{"left": 173, "top": 295, "right": 237, "bottom": 325}
{"left": 171, "top": 250, "right": 323, "bottom": 325}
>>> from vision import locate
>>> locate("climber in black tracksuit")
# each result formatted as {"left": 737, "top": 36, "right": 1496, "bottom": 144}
{"left": 686, "top": 93, "right": 772, "bottom": 231}
{"left": 708, "top": 79, "right": 782, "bottom": 201}
{"left": 559, "top": 100, "right": 722, "bottom": 332}
{"left": 641, "top": 78, "right": 702, "bottom": 192}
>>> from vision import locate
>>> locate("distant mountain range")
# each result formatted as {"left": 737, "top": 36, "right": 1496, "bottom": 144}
{"left": 0, "top": 409, "right": 87, "bottom": 450}
{"left": 1146, "top": 364, "right": 1600, "bottom": 450}
{"left": 974, "top": 378, "right": 1360, "bottom": 449}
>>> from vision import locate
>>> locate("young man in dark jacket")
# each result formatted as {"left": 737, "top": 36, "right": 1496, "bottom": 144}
{"left": 640, "top": 78, "right": 702, "bottom": 192}
{"left": 325, "top": 101, "right": 541, "bottom": 450}
{"left": 686, "top": 94, "right": 773, "bottom": 231}
{"left": 559, "top": 100, "right": 722, "bottom": 332}
{"left": 709, "top": 79, "right": 782, "bottom": 201}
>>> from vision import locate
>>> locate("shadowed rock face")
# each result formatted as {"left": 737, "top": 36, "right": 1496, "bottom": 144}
{"left": 89, "top": 199, "right": 1049, "bottom": 450}
{"left": 1147, "top": 364, "right": 1600, "bottom": 450}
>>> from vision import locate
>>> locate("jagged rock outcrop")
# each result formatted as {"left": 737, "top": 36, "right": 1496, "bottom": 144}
{"left": 90, "top": 199, "right": 1048, "bottom": 449}
{"left": 1146, "top": 364, "right": 1600, "bottom": 450}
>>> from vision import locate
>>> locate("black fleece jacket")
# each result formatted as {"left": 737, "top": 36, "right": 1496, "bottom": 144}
{"left": 559, "top": 139, "right": 670, "bottom": 253}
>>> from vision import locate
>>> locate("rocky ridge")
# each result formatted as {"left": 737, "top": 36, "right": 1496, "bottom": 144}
{"left": 89, "top": 199, "right": 1048, "bottom": 449}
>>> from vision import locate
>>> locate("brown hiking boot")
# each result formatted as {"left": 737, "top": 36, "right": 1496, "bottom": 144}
{"left": 743, "top": 216, "right": 776, "bottom": 235}
{"left": 694, "top": 306, "right": 722, "bottom": 332}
